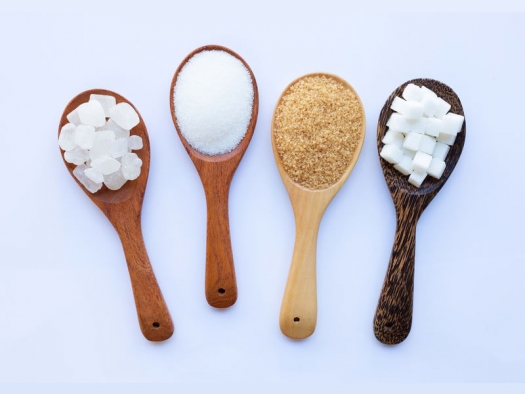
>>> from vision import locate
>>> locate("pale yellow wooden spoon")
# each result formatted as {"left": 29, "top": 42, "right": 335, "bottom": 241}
{"left": 272, "top": 73, "right": 366, "bottom": 339}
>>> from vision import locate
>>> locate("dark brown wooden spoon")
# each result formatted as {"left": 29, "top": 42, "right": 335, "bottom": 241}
{"left": 59, "top": 89, "right": 174, "bottom": 341}
{"left": 170, "top": 45, "right": 259, "bottom": 308}
{"left": 374, "top": 78, "right": 466, "bottom": 345}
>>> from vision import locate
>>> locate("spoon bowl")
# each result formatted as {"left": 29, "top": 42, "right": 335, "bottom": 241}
{"left": 374, "top": 78, "right": 466, "bottom": 344}
{"left": 170, "top": 45, "right": 259, "bottom": 308}
{"left": 59, "top": 89, "right": 174, "bottom": 341}
{"left": 272, "top": 73, "right": 366, "bottom": 339}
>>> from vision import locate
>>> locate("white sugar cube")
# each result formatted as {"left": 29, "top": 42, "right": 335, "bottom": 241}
{"left": 380, "top": 144, "right": 403, "bottom": 164}
{"left": 403, "top": 132, "right": 422, "bottom": 151}
{"left": 418, "top": 135, "right": 437, "bottom": 155}
{"left": 64, "top": 147, "right": 89, "bottom": 165}
{"left": 402, "top": 147, "right": 416, "bottom": 159}
{"left": 433, "top": 142, "right": 450, "bottom": 161}
{"left": 427, "top": 158, "right": 446, "bottom": 179}
{"left": 408, "top": 171, "right": 427, "bottom": 188}
{"left": 77, "top": 100, "right": 106, "bottom": 127}
{"left": 402, "top": 101, "right": 424, "bottom": 120}
{"left": 420, "top": 86, "right": 437, "bottom": 99}
{"left": 90, "top": 94, "right": 116, "bottom": 117}
{"left": 128, "top": 135, "right": 143, "bottom": 150}
{"left": 402, "top": 84, "right": 423, "bottom": 101}
{"left": 382, "top": 130, "right": 404, "bottom": 147}
{"left": 105, "top": 118, "right": 130, "bottom": 139}
{"left": 89, "top": 138, "right": 112, "bottom": 161}
{"left": 74, "top": 164, "right": 102, "bottom": 193}
{"left": 393, "top": 155, "right": 413, "bottom": 176}
{"left": 441, "top": 113, "right": 464, "bottom": 135}
{"left": 425, "top": 118, "right": 442, "bottom": 137}
{"left": 74, "top": 124, "right": 95, "bottom": 149}
{"left": 91, "top": 155, "right": 121, "bottom": 175}
{"left": 434, "top": 97, "right": 451, "bottom": 119}
{"left": 412, "top": 151, "right": 433, "bottom": 173}
{"left": 109, "top": 103, "right": 139, "bottom": 130}
{"left": 420, "top": 94, "right": 440, "bottom": 117}
{"left": 84, "top": 167, "right": 104, "bottom": 184}
{"left": 110, "top": 138, "right": 129, "bottom": 158}
{"left": 104, "top": 169, "right": 127, "bottom": 190}
{"left": 390, "top": 97, "right": 407, "bottom": 114}
{"left": 66, "top": 109, "right": 81, "bottom": 125}
{"left": 59, "top": 123, "right": 77, "bottom": 151}
{"left": 436, "top": 132, "right": 457, "bottom": 146}
{"left": 408, "top": 117, "right": 428, "bottom": 134}
{"left": 121, "top": 153, "right": 143, "bottom": 180}
{"left": 386, "top": 113, "right": 411, "bottom": 133}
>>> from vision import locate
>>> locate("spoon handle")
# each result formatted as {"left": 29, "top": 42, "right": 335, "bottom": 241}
{"left": 110, "top": 208, "right": 174, "bottom": 341}
{"left": 280, "top": 204, "right": 323, "bottom": 339}
{"left": 204, "top": 183, "right": 238, "bottom": 308}
{"left": 374, "top": 209, "right": 419, "bottom": 345}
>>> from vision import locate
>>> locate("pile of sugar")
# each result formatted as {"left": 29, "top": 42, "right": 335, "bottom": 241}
{"left": 173, "top": 50, "right": 254, "bottom": 156}
{"left": 379, "top": 83, "right": 464, "bottom": 187}
{"left": 58, "top": 94, "right": 144, "bottom": 193}
{"left": 273, "top": 75, "right": 364, "bottom": 190}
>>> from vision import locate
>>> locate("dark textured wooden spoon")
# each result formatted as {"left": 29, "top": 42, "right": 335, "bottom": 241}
{"left": 374, "top": 79, "right": 466, "bottom": 345}
{"left": 59, "top": 89, "right": 174, "bottom": 341}
{"left": 170, "top": 45, "right": 259, "bottom": 308}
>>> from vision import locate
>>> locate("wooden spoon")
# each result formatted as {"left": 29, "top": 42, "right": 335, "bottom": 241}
{"left": 170, "top": 45, "right": 259, "bottom": 308}
{"left": 272, "top": 73, "right": 366, "bottom": 339}
{"left": 374, "top": 78, "right": 466, "bottom": 345}
{"left": 59, "top": 89, "right": 174, "bottom": 341}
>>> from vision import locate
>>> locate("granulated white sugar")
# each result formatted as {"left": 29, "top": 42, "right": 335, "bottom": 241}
{"left": 173, "top": 50, "right": 254, "bottom": 155}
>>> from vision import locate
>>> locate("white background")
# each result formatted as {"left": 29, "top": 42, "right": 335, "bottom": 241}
{"left": 1, "top": 1, "right": 524, "bottom": 392}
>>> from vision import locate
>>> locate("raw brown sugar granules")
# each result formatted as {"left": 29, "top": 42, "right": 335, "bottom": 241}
{"left": 273, "top": 75, "right": 364, "bottom": 190}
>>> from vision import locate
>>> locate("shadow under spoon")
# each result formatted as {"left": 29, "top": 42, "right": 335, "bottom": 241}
{"left": 59, "top": 89, "right": 174, "bottom": 341}
{"left": 170, "top": 45, "right": 259, "bottom": 308}
{"left": 374, "top": 78, "right": 466, "bottom": 345}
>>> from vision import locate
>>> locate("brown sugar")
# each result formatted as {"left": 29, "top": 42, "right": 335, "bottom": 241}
{"left": 273, "top": 75, "right": 364, "bottom": 190}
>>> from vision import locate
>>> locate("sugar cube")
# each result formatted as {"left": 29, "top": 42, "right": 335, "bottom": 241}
{"left": 436, "top": 132, "right": 457, "bottom": 146}
{"left": 402, "top": 84, "right": 423, "bottom": 101}
{"left": 412, "top": 151, "right": 432, "bottom": 173}
{"left": 382, "top": 130, "right": 404, "bottom": 148}
{"left": 425, "top": 118, "right": 442, "bottom": 137}
{"left": 393, "top": 155, "right": 413, "bottom": 176}
{"left": 418, "top": 135, "right": 437, "bottom": 155}
{"left": 403, "top": 132, "right": 422, "bottom": 151}
{"left": 441, "top": 113, "right": 464, "bottom": 136}
{"left": 386, "top": 113, "right": 411, "bottom": 133}
{"left": 420, "top": 94, "right": 440, "bottom": 117}
{"left": 433, "top": 142, "right": 450, "bottom": 161}
{"left": 408, "top": 117, "right": 428, "bottom": 134}
{"left": 434, "top": 97, "right": 451, "bottom": 119}
{"left": 408, "top": 171, "right": 427, "bottom": 188}
{"left": 427, "top": 158, "right": 446, "bottom": 179}
{"left": 380, "top": 144, "right": 403, "bottom": 164}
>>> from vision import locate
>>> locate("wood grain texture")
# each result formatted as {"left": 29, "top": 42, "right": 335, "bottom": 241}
{"left": 272, "top": 73, "right": 365, "bottom": 339}
{"left": 59, "top": 89, "right": 174, "bottom": 341}
{"left": 170, "top": 45, "right": 259, "bottom": 308}
{"left": 374, "top": 78, "right": 466, "bottom": 345}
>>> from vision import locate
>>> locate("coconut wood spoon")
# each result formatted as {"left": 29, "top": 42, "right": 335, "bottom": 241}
{"left": 170, "top": 45, "right": 259, "bottom": 308}
{"left": 59, "top": 89, "right": 174, "bottom": 341}
{"left": 374, "top": 78, "right": 466, "bottom": 344}
{"left": 272, "top": 73, "right": 366, "bottom": 339}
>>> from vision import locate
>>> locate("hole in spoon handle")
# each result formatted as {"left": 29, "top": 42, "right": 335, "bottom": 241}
{"left": 204, "top": 189, "right": 238, "bottom": 308}
{"left": 374, "top": 213, "right": 417, "bottom": 345}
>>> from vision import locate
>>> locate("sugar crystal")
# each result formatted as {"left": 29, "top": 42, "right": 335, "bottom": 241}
{"left": 73, "top": 164, "right": 102, "bottom": 193}
{"left": 59, "top": 123, "right": 77, "bottom": 151}
{"left": 74, "top": 124, "right": 95, "bottom": 149}
{"left": 77, "top": 100, "right": 106, "bottom": 127}
{"left": 90, "top": 94, "right": 116, "bottom": 117}
{"left": 109, "top": 103, "right": 139, "bottom": 130}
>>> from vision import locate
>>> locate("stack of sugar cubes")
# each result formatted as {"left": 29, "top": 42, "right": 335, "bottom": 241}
{"left": 379, "top": 83, "right": 464, "bottom": 187}
{"left": 58, "top": 94, "right": 144, "bottom": 193}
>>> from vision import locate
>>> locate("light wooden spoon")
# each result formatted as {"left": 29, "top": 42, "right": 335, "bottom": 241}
{"left": 170, "top": 45, "right": 259, "bottom": 308}
{"left": 59, "top": 89, "right": 174, "bottom": 341}
{"left": 374, "top": 78, "right": 466, "bottom": 345}
{"left": 272, "top": 73, "right": 366, "bottom": 339}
